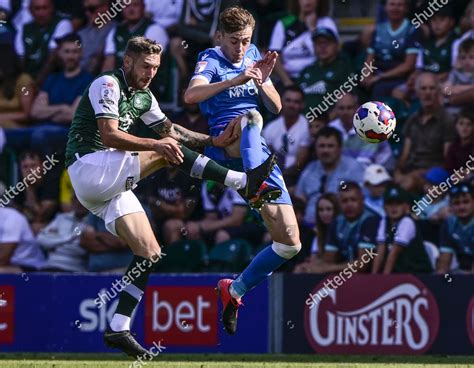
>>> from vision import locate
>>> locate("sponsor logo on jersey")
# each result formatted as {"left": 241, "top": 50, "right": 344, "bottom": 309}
{"left": 125, "top": 176, "right": 135, "bottom": 191}
{"left": 304, "top": 275, "right": 439, "bottom": 354}
{"left": 195, "top": 61, "right": 208, "bottom": 74}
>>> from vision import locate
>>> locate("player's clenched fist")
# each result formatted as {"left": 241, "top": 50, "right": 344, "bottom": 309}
{"left": 154, "top": 137, "right": 184, "bottom": 165}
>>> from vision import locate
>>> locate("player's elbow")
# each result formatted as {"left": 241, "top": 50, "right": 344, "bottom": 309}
{"left": 184, "top": 89, "right": 198, "bottom": 104}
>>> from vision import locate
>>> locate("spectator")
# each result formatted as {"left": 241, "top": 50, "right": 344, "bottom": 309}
{"left": 144, "top": 0, "right": 183, "bottom": 30}
{"left": 363, "top": 164, "right": 392, "bottom": 218}
{"left": 29, "top": 33, "right": 93, "bottom": 155}
{"left": 0, "top": 5, "right": 14, "bottom": 45}
{"left": 418, "top": 6, "right": 457, "bottom": 81}
{"left": 78, "top": 0, "right": 115, "bottom": 75}
{"left": 140, "top": 167, "right": 202, "bottom": 244}
{"left": 0, "top": 183, "right": 46, "bottom": 273}
{"left": 452, "top": 0, "right": 474, "bottom": 68}
{"left": 269, "top": 0, "right": 337, "bottom": 86}
{"left": 12, "top": 150, "right": 60, "bottom": 230}
{"left": 0, "top": 43, "right": 35, "bottom": 129}
{"left": 169, "top": 0, "right": 238, "bottom": 84}
{"left": 164, "top": 181, "right": 249, "bottom": 247}
{"left": 171, "top": 90, "right": 210, "bottom": 138}
{"left": 372, "top": 184, "right": 432, "bottom": 274}
{"left": 298, "top": 27, "right": 353, "bottom": 118}
{"left": 295, "top": 127, "right": 364, "bottom": 227}
{"left": 445, "top": 109, "right": 474, "bottom": 173}
{"left": 37, "top": 195, "right": 90, "bottom": 272}
{"left": 395, "top": 72, "right": 455, "bottom": 193}
{"left": 437, "top": 183, "right": 473, "bottom": 274}
{"left": 362, "top": 0, "right": 420, "bottom": 99}
{"left": 293, "top": 192, "right": 340, "bottom": 273}
{"left": 312, "top": 182, "right": 380, "bottom": 273}
{"left": 443, "top": 38, "right": 474, "bottom": 114}
{"left": 102, "top": 0, "right": 169, "bottom": 72}
{"left": 417, "top": 167, "right": 451, "bottom": 221}
{"left": 329, "top": 93, "right": 394, "bottom": 169}
{"left": 296, "top": 110, "right": 330, "bottom": 167}
{"left": 14, "top": 0, "right": 73, "bottom": 84}
{"left": 262, "top": 86, "right": 312, "bottom": 187}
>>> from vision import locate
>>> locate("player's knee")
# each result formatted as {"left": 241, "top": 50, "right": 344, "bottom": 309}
{"left": 240, "top": 110, "right": 263, "bottom": 132}
{"left": 271, "top": 241, "right": 301, "bottom": 260}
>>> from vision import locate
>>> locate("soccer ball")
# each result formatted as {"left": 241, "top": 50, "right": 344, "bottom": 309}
{"left": 353, "top": 101, "right": 396, "bottom": 143}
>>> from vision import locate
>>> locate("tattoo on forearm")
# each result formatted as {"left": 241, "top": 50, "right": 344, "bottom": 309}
{"left": 153, "top": 119, "right": 213, "bottom": 148}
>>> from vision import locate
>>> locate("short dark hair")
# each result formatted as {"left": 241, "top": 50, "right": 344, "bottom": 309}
{"left": 459, "top": 38, "right": 474, "bottom": 54}
{"left": 124, "top": 36, "right": 162, "bottom": 58}
{"left": 283, "top": 85, "right": 304, "bottom": 99}
{"left": 315, "top": 126, "right": 343, "bottom": 147}
{"left": 457, "top": 108, "right": 474, "bottom": 124}
{"left": 219, "top": 6, "right": 255, "bottom": 33}
{"left": 19, "top": 150, "right": 42, "bottom": 162}
{"left": 55, "top": 33, "right": 81, "bottom": 48}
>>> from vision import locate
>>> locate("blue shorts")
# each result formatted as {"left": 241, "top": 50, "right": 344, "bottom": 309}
{"left": 205, "top": 137, "right": 292, "bottom": 206}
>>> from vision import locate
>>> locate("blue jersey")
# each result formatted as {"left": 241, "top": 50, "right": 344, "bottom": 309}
{"left": 192, "top": 44, "right": 264, "bottom": 136}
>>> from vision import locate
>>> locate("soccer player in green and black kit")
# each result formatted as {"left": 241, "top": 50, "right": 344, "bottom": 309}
{"left": 65, "top": 36, "right": 276, "bottom": 358}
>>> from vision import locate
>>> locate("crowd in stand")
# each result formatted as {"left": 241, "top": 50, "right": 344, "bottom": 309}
{"left": 0, "top": 0, "right": 472, "bottom": 274}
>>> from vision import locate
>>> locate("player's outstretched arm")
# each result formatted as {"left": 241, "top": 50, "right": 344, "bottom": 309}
{"left": 184, "top": 68, "right": 263, "bottom": 104}
{"left": 152, "top": 118, "right": 238, "bottom": 149}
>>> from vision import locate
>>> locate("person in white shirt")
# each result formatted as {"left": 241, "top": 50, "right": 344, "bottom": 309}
{"left": 269, "top": 0, "right": 338, "bottom": 86}
{"left": 452, "top": 2, "right": 474, "bottom": 68}
{"left": 0, "top": 186, "right": 46, "bottom": 272}
{"left": 262, "top": 85, "right": 311, "bottom": 186}
{"left": 144, "top": 0, "right": 183, "bottom": 30}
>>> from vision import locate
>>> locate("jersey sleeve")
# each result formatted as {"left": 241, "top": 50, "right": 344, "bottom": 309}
{"left": 358, "top": 215, "right": 380, "bottom": 249}
{"left": 191, "top": 51, "right": 219, "bottom": 83}
{"left": 405, "top": 27, "right": 421, "bottom": 55}
{"left": 439, "top": 219, "right": 455, "bottom": 253}
{"left": 393, "top": 217, "right": 416, "bottom": 247}
{"left": 87, "top": 75, "right": 120, "bottom": 120}
{"left": 140, "top": 93, "right": 168, "bottom": 128}
{"left": 324, "top": 220, "right": 339, "bottom": 253}
{"left": 376, "top": 217, "right": 387, "bottom": 244}
{"left": 0, "top": 211, "right": 25, "bottom": 243}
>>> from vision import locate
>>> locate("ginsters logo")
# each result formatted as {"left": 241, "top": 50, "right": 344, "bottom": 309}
{"left": 304, "top": 275, "right": 439, "bottom": 354}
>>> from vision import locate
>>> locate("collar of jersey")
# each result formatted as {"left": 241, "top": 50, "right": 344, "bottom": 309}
{"left": 214, "top": 46, "right": 248, "bottom": 68}
{"left": 119, "top": 68, "right": 138, "bottom": 96}
{"left": 387, "top": 18, "right": 409, "bottom": 37}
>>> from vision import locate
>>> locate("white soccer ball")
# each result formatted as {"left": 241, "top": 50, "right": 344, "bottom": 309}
{"left": 353, "top": 101, "right": 397, "bottom": 143}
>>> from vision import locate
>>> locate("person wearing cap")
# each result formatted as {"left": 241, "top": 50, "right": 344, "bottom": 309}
{"left": 298, "top": 27, "right": 353, "bottom": 118}
{"left": 419, "top": 6, "right": 457, "bottom": 80}
{"left": 363, "top": 164, "right": 392, "bottom": 218}
{"left": 372, "top": 184, "right": 432, "bottom": 274}
{"left": 437, "top": 183, "right": 473, "bottom": 274}
{"left": 28, "top": 33, "right": 94, "bottom": 156}
{"left": 412, "top": 166, "right": 451, "bottom": 221}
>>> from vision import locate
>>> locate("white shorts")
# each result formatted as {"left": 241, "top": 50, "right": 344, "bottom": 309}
{"left": 67, "top": 150, "right": 143, "bottom": 236}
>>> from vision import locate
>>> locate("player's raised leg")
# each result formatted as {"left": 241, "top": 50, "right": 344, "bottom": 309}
{"left": 217, "top": 202, "right": 301, "bottom": 335}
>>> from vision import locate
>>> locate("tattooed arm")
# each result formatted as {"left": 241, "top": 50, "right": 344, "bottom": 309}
{"left": 152, "top": 118, "right": 238, "bottom": 149}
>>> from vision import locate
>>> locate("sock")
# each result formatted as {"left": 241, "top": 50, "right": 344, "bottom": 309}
{"left": 178, "top": 145, "right": 246, "bottom": 190}
{"left": 110, "top": 255, "right": 153, "bottom": 332}
{"left": 240, "top": 119, "right": 263, "bottom": 170}
{"left": 230, "top": 242, "right": 301, "bottom": 299}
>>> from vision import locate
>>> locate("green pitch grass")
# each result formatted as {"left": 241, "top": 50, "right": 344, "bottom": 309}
{"left": 0, "top": 354, "right": 473, "bottom": 368}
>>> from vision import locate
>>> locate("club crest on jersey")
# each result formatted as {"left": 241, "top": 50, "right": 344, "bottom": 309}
{"left": 133, "top": 95, "right": 144, "bottom": 109}
{"left": 195, "top": 61, "right": 208, "bottom": 73}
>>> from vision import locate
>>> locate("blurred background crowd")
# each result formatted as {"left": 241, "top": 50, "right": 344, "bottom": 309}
{"left": 0, "top": 0, "right": 472, "bottom": 275}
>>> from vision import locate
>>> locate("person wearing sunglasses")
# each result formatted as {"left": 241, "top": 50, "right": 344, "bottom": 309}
{"left": 437, "top": 183, "right": 474, "bottom": 274}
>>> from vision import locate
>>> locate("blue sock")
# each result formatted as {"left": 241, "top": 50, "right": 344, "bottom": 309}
{"left": 240, "top": 123, "right": 263, "bottom": 170}
{"left": 231, "top": 245, "right": 288, "bottom": 298}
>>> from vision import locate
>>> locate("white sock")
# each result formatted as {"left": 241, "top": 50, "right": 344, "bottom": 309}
{"left": 224, "top": 170, "right": 247, "bottom": 191}
{"left": 110, "top": 313, "right": 131, "bottom": 332}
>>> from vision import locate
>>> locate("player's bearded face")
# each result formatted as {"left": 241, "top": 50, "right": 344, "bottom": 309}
{"left": 125, "top": 53, "right": 160, "bottom": 90}
{"left": 220, "top": 27, "right": 253, "bottom": 63}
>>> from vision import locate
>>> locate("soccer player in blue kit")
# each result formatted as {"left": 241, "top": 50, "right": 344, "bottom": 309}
{"left": 185, "top": 6, "right": 302, "bottom": 335}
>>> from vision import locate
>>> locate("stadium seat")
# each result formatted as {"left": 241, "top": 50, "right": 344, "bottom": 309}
{"left": 155, "top": 239, "right": 208, "bottom": 273}
{"left": 207, "top": 239, "right": 254, "bottom": 272}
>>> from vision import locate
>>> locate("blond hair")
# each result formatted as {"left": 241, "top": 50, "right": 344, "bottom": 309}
{"left": 219, "top": 6, "right": 255, "bottom": 34}
{"left": 124, "top": 36, "right": 162, "bottom": 58}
